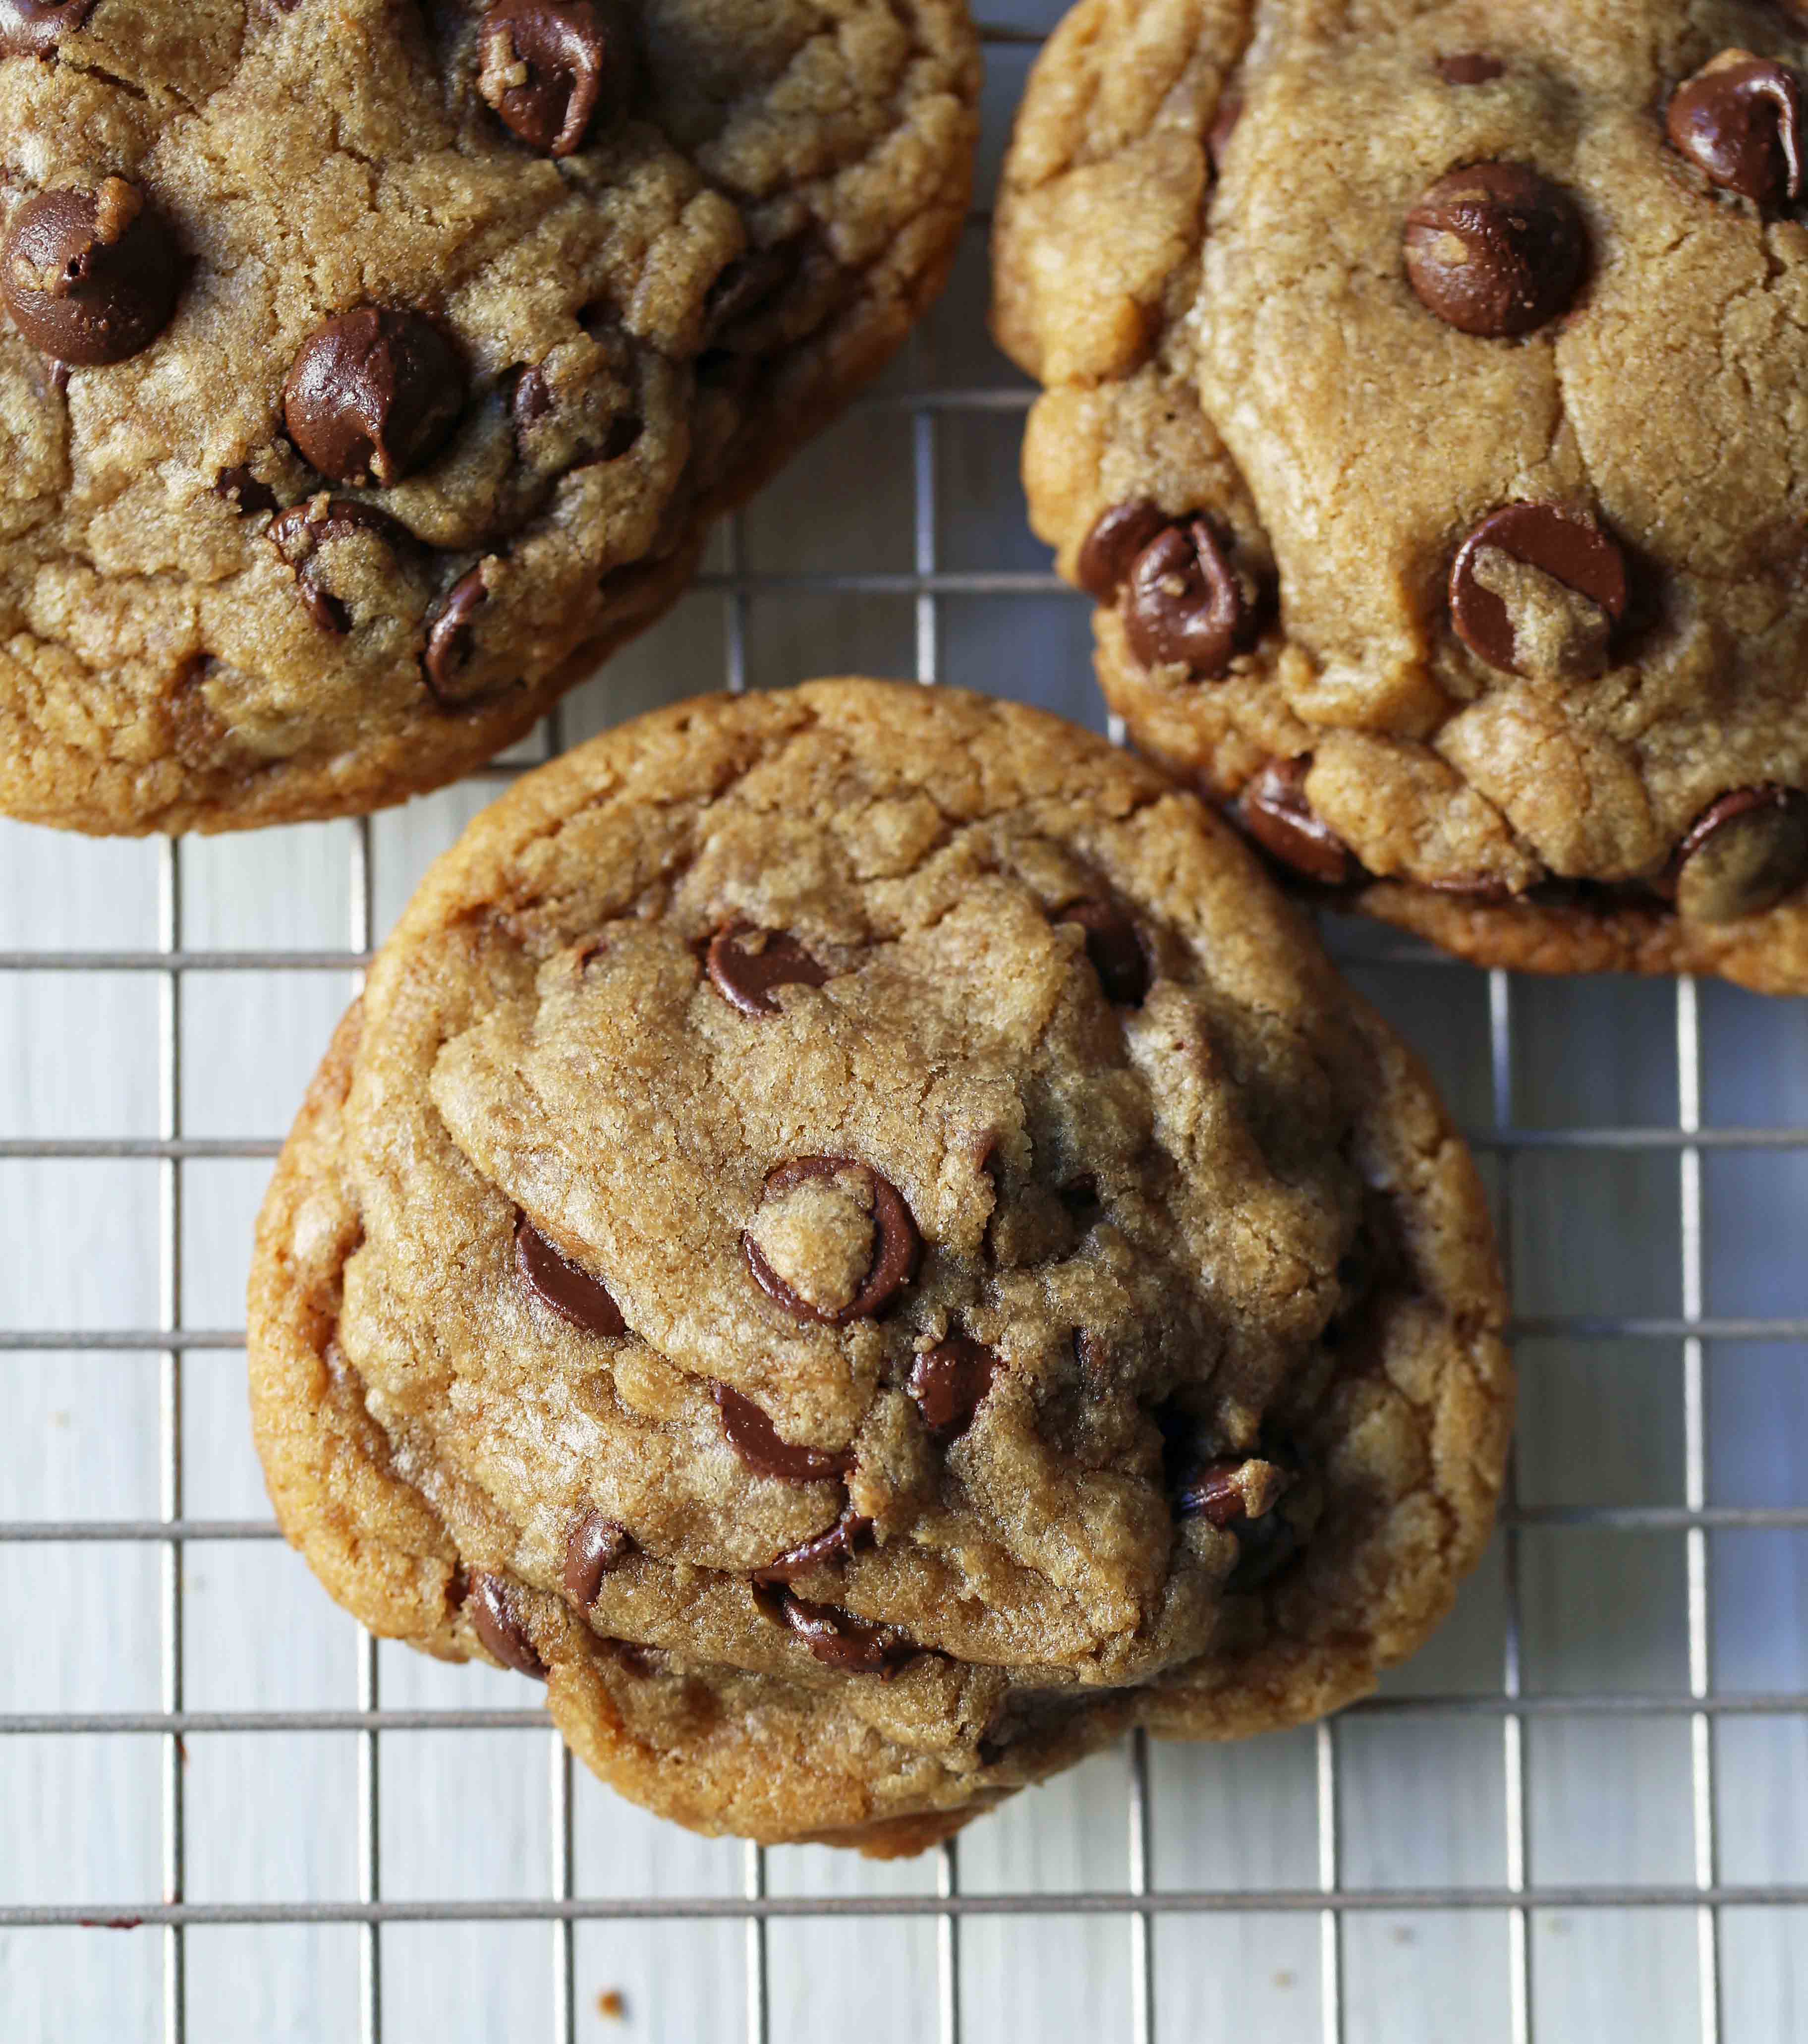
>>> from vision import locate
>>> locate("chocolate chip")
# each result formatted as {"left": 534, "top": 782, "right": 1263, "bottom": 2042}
{"left": 1450, "top": 502, "right": 1628, "bottom": 677}
{"left": 704, "top": 244, "right": 797, "bottom": 346}
{"left": 712, "top": 1382, "right": 853, "bottom": 1484}
{"left": 907, "top": 1338, "right": 999, "bottom": 1440}
{"left": 1, "top": 179, "right": 180, "bottom": 365}
{"left": 0, "top": 1, "right": 96, "bottom": 57}
{"left": 743, "top": 1158, "right": 921, "bottom": 1325}
{"left": 1237, "top": 758, "right": 1355, "bottom": 888}
{"left": 476, "top": 0, "right": 622, "bottom": 158}
{"left": 1667, "top": 53, "right": 1804, "bottom": 206}
{"left": 512, "top": 364, "right": 554, "bottom": 428}
{"left": 1174, "top": 1455, "right": 1293, "bottom": 1529}
{"left": 750, "top": 1504, "right": 871, "bottom": 1584}
{"left": 423, "top": 567, "right": 492, "bottom": 704}
{"left": 1207, "top": 91, "right": 1243, "bottom": 173}
{"left": 705, "top": 924, "right": 832, "bottom": 1017}
{"left": 267, "top": 498, "right": 413, "bottom": 634}
{"left": 283, "top": 308, "right": 466, "bottom": 487}
{"left": 765, "top": 1590, "right": 912, "bottom": 1677}
{"left": 1437, "top": 52, "right": 1504, "bottom": 86}
{"left": 1122, "top": 516, "right": 1257, "bottom": 678}
{"left": 1057, "top": 897, "right": 1151, "bottom": 1006}
{"left": 564, "top": 1509, "right": 632, "bottom": 1605}
{"left": 213, "top": 466, "right": 280, "bottom": 518}
{"left": 516, "top": 1212, "right": 628, "bottom": 1336}
{"left": 468, "top": 1572, "right": 548, "bottom": 1678}
{"left": 1075, "top": 499, "right": 1170, "bottom": 601}
{"left": 1669, "top": 786, "right": 1808, "bottom": 924}
{"left": 1404, "top": 162, "right": 1585, "bottom": 338}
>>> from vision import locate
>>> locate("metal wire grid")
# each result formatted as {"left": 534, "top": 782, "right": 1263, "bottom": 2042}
{"left": 1, "top": 15, "right": 1806, "bottom": 2041}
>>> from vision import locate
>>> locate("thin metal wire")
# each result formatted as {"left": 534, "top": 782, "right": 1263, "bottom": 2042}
{"left": 1316, "top": 1720, "right": 1343, "bottom": 2044}
{"left": 1127, "top": 1733, "right": 1155, "bottom": 2044}
{"left": 937, "top": 1841, "right": 961, "bottom": 2044}
{"left": 157, "top": 839, "right": 186, "bottom": 2044}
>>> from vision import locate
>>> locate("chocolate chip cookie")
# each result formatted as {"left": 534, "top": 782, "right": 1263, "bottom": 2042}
{"left": 0, "top": 2, "right": 976, "bottom": 834}
{"left": 248, "top": 680, "right": 1510, "bottom": 1854}
{"left": 994, "top": 0, "right": 1808, "bottom": 992}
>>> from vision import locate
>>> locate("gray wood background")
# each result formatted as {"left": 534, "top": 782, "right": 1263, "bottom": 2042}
{"left": 2, "top": 9, "right": 1805, "bottom": 2039}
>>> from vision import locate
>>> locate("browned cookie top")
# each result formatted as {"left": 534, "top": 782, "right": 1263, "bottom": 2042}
{"left": 0, "top": 1, "right": 976, "bottom": 833}
{"left": 248, "top": 681, "right": 1510, "bottom": 1852}
{"left": 994, "top": 0, "right": 1808, "bottom": 991}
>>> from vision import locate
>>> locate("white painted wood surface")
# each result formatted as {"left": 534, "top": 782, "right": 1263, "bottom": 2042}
{"left": 2, "top": 9, "right": 1805, "bottom": 2038}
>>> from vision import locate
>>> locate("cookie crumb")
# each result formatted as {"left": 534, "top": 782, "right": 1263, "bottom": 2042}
{"left": 596, "top": 1988, "right": 627, "bottom": 2021}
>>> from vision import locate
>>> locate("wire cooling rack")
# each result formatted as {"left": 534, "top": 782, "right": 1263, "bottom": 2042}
{"left": 3, "top": 12, "right": 1806, "bottom": 2042}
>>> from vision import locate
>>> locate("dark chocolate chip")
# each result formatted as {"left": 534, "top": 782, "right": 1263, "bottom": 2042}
{"left": 1437, "top": 52, "right": 1505, "bottom": 86}
{"left": 516, "top": 1212, "right": 628, "bottom": 1336}
{"left": 743, "top": 1158, "right": 921, "bottom": 1325}
{"left": 1237, "top": 758, "right": 1354, "bottom": 888}
{"left": 1075, "top": 499, "right": 1171, "bottom": 602}
{"left": 1174, "top": 1454, "right": 1293, "bottom": 1529}
{"left": 713, "top": 1382, "right": 853, "bottom": 1483}
{"left": 1057, "top": 897, "right": 1151, "bottom": 1006}
{"left": 1669, "top": 785, "right": 1808, "bottom": 924}
{"left": 213, "top": 466, "right": 280, "bottom": 518}
{"left": 512, "top": 363, "right": 554, "bottom": 428}
{"left": 1404, "top": 162, "right": 1585, "bottom": 337}
{"left": 1, "top": 179, "right": 180, "bottom": 365}
{"left": 283, "top": 308, "right": 466, "bottom": 487}
{"left": 766, "top": 1590, "right": 912, "bottom": 1677}
{"left": 1207, "top": 91, "right": 1243, "bottom": 172}
{"left": 907, "top": 1337, "right": 999, "bottom": 1440}
{"left": 1122, "top": 516, "right": 1257, "bottom": 678}
{"left": 751, "top": 1504, "right": 871, "bottom": 1584}
{"left": 1667, "top": 53, "right": 1804, "bottom": 205}
{"left": 1450, "top": 501, "right": 1627, "bottom": 676}
{"left": 564, "top": 1509, "right": 632, "bottom": 1605}
{"left": 476, "top": 0, "right": 622, "bottom": 157}
{"left": 705, "top": 924, "right": 832, "bottom": 1017}
{"left": 704, "top": 246, "right": 796, "bottom": 345}
{"left": 423, "top": 567, "right": 492, "bottom": 704}
{"left": 469, "top": 1572, "right": 548, "bottom": 1678}
{"left": 267, "top": 498, "right": 413, "bottom": 635}
{"left": 0, "top": 0, "right": 96, "bottom": 58}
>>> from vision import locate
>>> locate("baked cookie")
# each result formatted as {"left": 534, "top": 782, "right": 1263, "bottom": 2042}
{"left": 994, "top": 0, "right": 1808, "bottom": 992}
{"left": 0, "top": 2, "right": 976, "bottom": 834}
{"left": 248, "top": 679, "right": 1510, "bottom": 1854}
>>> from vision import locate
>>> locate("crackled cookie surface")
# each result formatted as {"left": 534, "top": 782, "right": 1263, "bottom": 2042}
{"left": 0, "top": 1, "right": 975, "bottom": 834}
{"left": 995, "top": 0, "right": 1808, "bottom": 991}
{"left": 248, "top": 680, "right": 1510, "bottom": 1852}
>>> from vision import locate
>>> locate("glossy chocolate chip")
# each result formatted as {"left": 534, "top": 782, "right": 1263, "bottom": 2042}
{"left": 267, "top": 498, "right": 413, "bottom": 635}
{"left": 744, "top": 1158, "right": 921, "bottom": 1324}
{"left": 283, "top": 308, "right": 466, "bottom": 487}
{"left": 213, "top": 466, "right": 280, "bottom": 518}
{"left": 1437, "top": 52, "right": 1504, "bottom": 85}
{"left": 907, "top": 1338, "right": 999, "bottom": 1439}
{"left": 713, "top": 1382, "right": 853, "bottom": 1484}
{"left": 1175, "top": 1454, "right": 1293, "bottom": 1529}
{"left": 1404, "top": 163, "right": 1585, "bottom": 337}
{"left": 705, "top": 925, "right": 832, "bottom": 1017}
{"left": 767, "top": 1590, "right": 911, "bottom": 1676}
{"left": 1667, "top": 53, "right": 1804, "bottom": 205}
{"left": 1122, "top": 517, "right": 1256, "bottom": 678}
{"left": 1075, "top": 499, "right": 1170, "bottom": 601}
{"left": 1670, "top": 786, "right": 1808, "bottom": 924}
{"left": 1, "top": 179, "right": 180, "bottom": 365}
{"left": 1237, "top": 758, "right": 1354, "bottom": 888}
{"left": 469, "top": 1572, "right": 548, "bottom": 1678}
{"left": 476, "top": 0, "right": 621, "bottom": 157}
{"left": 1450, "top": 502, "right": 1628, "bottom": 677}
{"left": 704, "top": 246, "right": 795, "bottom": 344}
{"left": 0, "top": 0, "right": 96, "bottom": 57}
{"left": 751, "top": 1504, "right": 871, "bottom": 1584}
{"left": 516, "top": 1213, "right": 628, "bottom": 1336}
{"left": 1057, "top": 897, "right": 1151, "bottom": 1006}
{"left": 423, "top": 567, "right": 491, "bottom": 704}
{"left": 564, "top": 1509, "right": 632, "bottom": 1605}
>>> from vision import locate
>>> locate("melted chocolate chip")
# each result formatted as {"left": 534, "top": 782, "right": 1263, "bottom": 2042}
{"left": 1122, "top": 517, "right": 1257, "bottom": 678}
{"left": 1075, "top": 500, "right": 1169, "bottom": 601}
{"left": 0, "top": 0, "right": 96, "bottom": 58}
{"left": 766, "top": 1590, "right": 912, "bottom": 1676}
{"left": 1, "top": 179, "right": 180, "bottom": 365}
{"left": 564, "top": 1509, "right": 632, "bottom": 1605}
{"left": 712, "top": 1382, "right": 853, "bottom": 1484}
{"left": 1404, "top": 162, "right": 1586, "bottom": 338}
{"left": 1450, "top": 501, "right": 1628, "bottom": 676}
{"left": 907, "top": 1338, "right": 999, "bottom": 1439}
{"left": 705, "top": 924, "right": 832, "bottom": 1017}
{"left": 515, "top": 1213, "right": 628, "bottom": 1336}
{"left": 704, "top": 245, "right": 796, "bottom": 345}
{"left": 1237, "top": 758, "right": 1354, "bottom": 888}
{"left": 1175, "top": 1454, "right": 1293, "bottom": 1529}
{"left": 469, "top": 1572, "right": 548, "bottom": 1678}
{"left": 743, "top": 1158, "right": 921, "bottom": 1324}
{"left": 1668, "top": 785, "right": 1808, "bottom": 924}
{"left": 283, "top": 308, "right": 466, "bottom": 487}
{"left": 267, "top": 498, "right": 413, "bottom": 635}
{"left": 213, "top": 466, "right": 280, "bottom": 518}
{"left": 751, "top": 1505, "right": 871, "bottom": 1584}
{"left": 476, "top": 0, "right": 622, "bottom": 157}
{"left": 1437, "top": 52, "right": 1505, "bottom": 86}
{"left": 1057, "top": 897, "right": 1151, "bottom": 1006}
{"left": 1667, "top": 54, "right": 1804, "bottom": 205}
{"left": 423, "top": 567, "right": 492, "bottom": 704}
